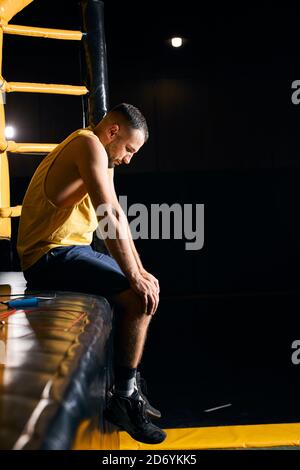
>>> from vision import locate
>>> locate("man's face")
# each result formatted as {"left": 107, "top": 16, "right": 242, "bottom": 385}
{"left": 105, "top": 127, "right": 145, "bottom": 167}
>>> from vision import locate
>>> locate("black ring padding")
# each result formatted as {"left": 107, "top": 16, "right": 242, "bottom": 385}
{"left": 39, "top": 294, "right": 112, "bottom": 449}
{"left": 0, "top": 291, "right": 114, "bottom": 450}
{"left": 79, "top": 0, "right": 109, "bottom": 126}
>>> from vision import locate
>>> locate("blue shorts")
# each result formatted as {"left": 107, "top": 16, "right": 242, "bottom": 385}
{"left": 23, "top": 245, "right": 131, "bottom": 303}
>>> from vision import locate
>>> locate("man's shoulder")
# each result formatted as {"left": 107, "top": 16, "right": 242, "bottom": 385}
{"left": 70, "top": 129, "right": 105, "bottom": 156}
{"left": 76, "top": 128, "right": 102, "bottom": 145}
{"left": 68, "top": 130, "right": 109, "bottom": 172}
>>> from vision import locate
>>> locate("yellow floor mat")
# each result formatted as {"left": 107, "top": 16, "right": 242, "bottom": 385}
{"left": 119, "top": 423, "right": 300, "bottom": 450}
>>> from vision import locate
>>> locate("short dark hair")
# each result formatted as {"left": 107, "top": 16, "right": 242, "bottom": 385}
{"left": 108, "top": 103, "right": 149, "bottom": 142}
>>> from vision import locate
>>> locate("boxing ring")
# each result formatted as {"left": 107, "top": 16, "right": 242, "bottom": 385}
{"left": 0, "top": 0, "right": 117, "bottom": 450}
{"left": 1, "top": 0, "right": 300, "bottom": 451}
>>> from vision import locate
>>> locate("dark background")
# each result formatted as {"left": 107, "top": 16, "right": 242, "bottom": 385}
{"left": 1, "top": 1, "right": 300, "bottom": 427}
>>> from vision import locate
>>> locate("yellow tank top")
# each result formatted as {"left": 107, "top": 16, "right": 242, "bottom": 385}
{"left": 17, "top": 127, "right": 99, "bottom": 271}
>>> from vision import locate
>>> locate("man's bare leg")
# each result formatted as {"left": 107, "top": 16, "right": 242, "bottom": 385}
{"left": 104, "top": 287, "right": 166, "bottom": 445}
{"left": 112, "top": 288, "right": 152, "bottom": 368}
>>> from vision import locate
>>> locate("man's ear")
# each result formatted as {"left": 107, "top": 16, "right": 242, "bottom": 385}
{"left": 108, "top": 123, "right": 119, "bottom": 140}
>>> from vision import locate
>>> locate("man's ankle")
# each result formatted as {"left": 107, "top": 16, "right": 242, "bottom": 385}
{"left": 114, "top": 365, "right": 137, "bottom": 397}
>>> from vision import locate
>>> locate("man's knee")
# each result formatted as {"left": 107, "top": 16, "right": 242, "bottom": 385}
{"left": 112, "top": 288, "right": 149, "bottom": 318}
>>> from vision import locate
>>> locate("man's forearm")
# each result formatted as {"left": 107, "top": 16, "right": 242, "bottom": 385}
{"left": 127, "top": 222, "right": 144, "bottom": 272}
{"left": 117, "top": 201, "right": 144, "bottom": 272}
{"left": 100, "top": 210, "right": 140, "bottom": 281}
{"left": 107, "top": 169, "right": 144, "bottom": 272}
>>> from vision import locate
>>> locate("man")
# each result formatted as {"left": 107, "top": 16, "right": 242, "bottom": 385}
{"left": 17, "top": 103, "right": 166, "bottom": 444}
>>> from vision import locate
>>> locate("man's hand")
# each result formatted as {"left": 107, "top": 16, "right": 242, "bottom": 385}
{"left": 129, "top": 273, "right": 159, "bottom": 316}
{"left": 140, "top": 269, "right": 160, "bottom": 295}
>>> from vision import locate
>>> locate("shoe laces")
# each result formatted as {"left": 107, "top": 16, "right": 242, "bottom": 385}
{"left": 136, "top": 399, "right": 150, "bottom": 424}
{"left": 137, "top": 374, "right": 148, "bottom": 396}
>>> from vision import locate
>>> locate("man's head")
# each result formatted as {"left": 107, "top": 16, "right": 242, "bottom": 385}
{"left": 96, "top": 103, "right": 149, "bottom": 167}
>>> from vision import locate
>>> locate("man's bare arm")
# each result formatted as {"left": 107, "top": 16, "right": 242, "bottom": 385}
{"left": 75, "top": 136, "right": 140, "bottom": 282}
{"left": 74, "top": 135, "right": 158, "bottom": 314}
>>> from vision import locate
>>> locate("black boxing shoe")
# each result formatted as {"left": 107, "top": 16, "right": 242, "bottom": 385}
{"left": 104, "top": 390, "right": 166, "bottom": 445}
{"left": 136, "top": 372, "right": 162, "bottom": 420}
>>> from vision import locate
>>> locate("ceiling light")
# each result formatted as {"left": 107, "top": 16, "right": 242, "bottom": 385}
{"left": 171, "top": 37, "right": 183, "bottom": 48}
